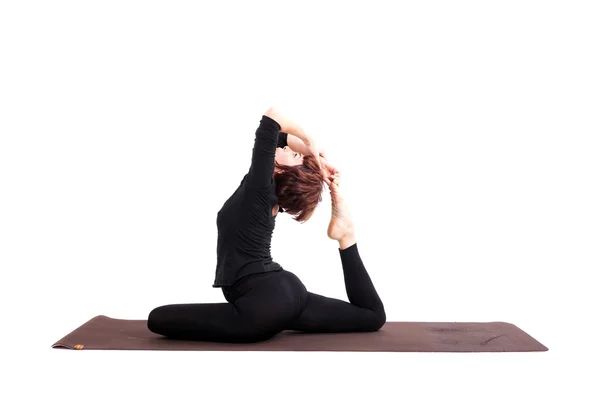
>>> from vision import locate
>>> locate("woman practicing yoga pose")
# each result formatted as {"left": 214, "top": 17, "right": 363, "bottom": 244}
{"left": 147, "top": 107, "right": 386, "bottom": 343}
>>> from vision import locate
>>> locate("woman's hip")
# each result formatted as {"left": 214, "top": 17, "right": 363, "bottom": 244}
{"left": 225, "top": 269, "right": 308, "bottom": 317}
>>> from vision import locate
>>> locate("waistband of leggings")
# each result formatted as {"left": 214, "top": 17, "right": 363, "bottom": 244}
{"left": 225, "top": 269, "right": 282, "bottom": 296}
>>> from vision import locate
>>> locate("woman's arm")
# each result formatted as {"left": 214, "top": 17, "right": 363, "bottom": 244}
{"left": 264, "top": 107, "right": 313, "bottom": 145}
{"left": 266, "top": 107, "right": 324, "bottom": 155}
{"left": 264, "top": 106, "right": 322, "bottom": 170}
{"left": 284, "top": 133, "right": 311, "bottom": 155}
{"left": 246, "top": 114, "right": 282, "bottom": 189}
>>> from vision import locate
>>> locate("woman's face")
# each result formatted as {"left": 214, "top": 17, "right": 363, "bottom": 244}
{"left": 275, "top": 146, "right": 304, "bottom": 167}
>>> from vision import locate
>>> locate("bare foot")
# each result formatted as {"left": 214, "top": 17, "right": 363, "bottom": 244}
{"left": 327, "top": 173, "right": 356, "bottom": 247}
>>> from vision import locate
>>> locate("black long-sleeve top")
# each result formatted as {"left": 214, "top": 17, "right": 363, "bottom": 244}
{"left": 212, "top": 115, "right": 289, "bottom": 287}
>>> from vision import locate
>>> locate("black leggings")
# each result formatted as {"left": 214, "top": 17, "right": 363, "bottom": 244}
{"left": 147, "top": 242, "right": 386, "bottom": 343}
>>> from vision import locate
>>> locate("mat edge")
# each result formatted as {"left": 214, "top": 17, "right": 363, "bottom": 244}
{"left": 51, "top": 343, "right": 74, "bottom": 349}
{"left": 493, "top": 321, "right": 549, "bottom": 351}
{"left": 50, "top": 315, "right": 109, "bottom": 350}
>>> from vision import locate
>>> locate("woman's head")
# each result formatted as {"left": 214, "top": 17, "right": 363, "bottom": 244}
{"left": 275, "top": 146, "right": 304, "bottom": 167}
{"left": 273, "top": 151, "right": 324, "bottom": 223}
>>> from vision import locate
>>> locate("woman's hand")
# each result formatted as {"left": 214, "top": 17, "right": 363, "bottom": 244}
{"left": 319, "top": 152, "right": 339, "bottom": 185}
{"left": 303, "top": 139, "right": 322, "bottom": 170}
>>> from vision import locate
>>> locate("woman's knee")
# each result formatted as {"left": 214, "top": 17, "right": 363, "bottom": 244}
{"left": 367, "top": 307, "right": 387, "bottom": 332}
{"left": 147, "top": 305, "right": 169, "bottom": 334}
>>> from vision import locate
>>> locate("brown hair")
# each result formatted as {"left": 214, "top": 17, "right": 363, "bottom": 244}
{"left": 274, "top": 154, "right": 325, "bottom": 223}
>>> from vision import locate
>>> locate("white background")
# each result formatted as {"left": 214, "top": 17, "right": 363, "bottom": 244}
{"left": 1, "top": 1, "right": 598, "bottom": 399}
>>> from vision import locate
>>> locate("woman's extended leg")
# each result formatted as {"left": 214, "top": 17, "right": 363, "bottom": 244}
{"left": 288, "top": 241, "right": 386, "bottom": 333}
{"left": 288, "top": 170, "right": 385, "bottom": 333}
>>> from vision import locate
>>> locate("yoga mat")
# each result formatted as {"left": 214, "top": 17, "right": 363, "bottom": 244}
{"left": 52, "top": 315, "right": 548, "bottom": 352}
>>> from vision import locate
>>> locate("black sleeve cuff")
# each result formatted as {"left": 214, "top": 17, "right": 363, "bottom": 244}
{"left": 277, "top": 132, "right": 288, "bottom": 148}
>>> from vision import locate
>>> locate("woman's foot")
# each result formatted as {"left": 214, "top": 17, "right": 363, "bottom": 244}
{"left": 326, "top": 173, "right": 356, "bottom": 250}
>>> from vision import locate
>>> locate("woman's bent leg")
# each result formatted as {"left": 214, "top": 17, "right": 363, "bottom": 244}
{"left": 288, "top": 242, "right": 386, "bottom": 333}
{"left": 148, "top": 270, "right": 307, "bottom": 343}
{"left": 148, "top": 302, "right": 265, "bottom": 343}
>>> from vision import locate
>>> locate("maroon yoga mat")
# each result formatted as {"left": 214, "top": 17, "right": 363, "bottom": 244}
{"left": 52, "top": 315, "right": 547, "bottom": 352}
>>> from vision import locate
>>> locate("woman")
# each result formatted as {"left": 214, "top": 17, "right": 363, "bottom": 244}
{"left": 147, "top": 107, "right": 386, "bottom": 343}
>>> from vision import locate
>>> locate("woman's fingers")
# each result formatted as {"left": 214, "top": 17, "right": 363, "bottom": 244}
{"left": 317, "top": 150, "right": 340, "bottom": 188}
{"left": 305, "top": 140, "right": 322, "bottom": 169}
{"left": 328, "top": 173, "right": 341, "bottom": 191}
{"left": 320, "top": 157, "right": 339, "bottom": 178}
{"left": 314, "top": 151, "right": 322, "bottom": 169}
